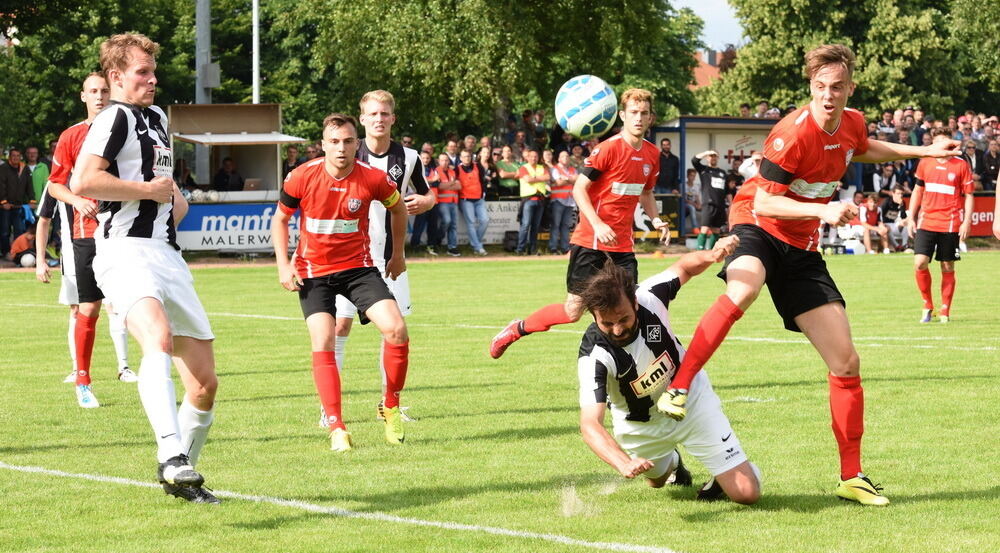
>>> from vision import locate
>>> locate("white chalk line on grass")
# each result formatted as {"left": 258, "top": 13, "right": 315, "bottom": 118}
{"left": 8, "top": 303, "right": 996, "bottom": 351}
{"left": 0, "top": 461, "right": 679, "bottom": 553}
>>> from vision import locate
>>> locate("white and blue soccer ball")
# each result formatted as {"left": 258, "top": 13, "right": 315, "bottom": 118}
{"left": 20, "top": 253, "right": 36, "bottom": 268}
{"left": 555, "top": 75, "right": 618, "bottom": 140}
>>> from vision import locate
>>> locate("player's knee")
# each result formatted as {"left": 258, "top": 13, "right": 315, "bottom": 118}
{"left": 334, "top": 319, "right": 353, "bottom": 336}
{"left": 382, "top": 321, "right": 408, "bottom": 344}
{"left": 727, "top": 483, "right": 761, "bottom": 505}
{"left": 831, "top": 350, "right": 860, "bottom": 377}
{"left": 645, "top": 477, "right": 666, "bottom": 489}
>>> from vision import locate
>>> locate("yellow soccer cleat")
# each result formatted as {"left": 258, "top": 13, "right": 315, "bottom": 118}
{"left": 379, "top": 401, "right": 405, "bottom": 445}
{"left": 656, "top": 388, "right": 688, "bottom": 421}
{"left": 836, "top": 474, "right": 890, "bottom": 506}
{"left": 329, "top": 428, "right": 353, "bottom": 452}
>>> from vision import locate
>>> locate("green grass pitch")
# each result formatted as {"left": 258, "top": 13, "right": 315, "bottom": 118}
{"left": 1, "top": 251, "right": 999, "bottom": 553}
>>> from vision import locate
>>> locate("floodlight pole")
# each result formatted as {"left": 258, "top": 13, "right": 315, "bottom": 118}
{"left": 252, "top": 0, "right": 260, "bottom": 104}
{"left": 195, "top": 0, "right": 212, "bottom": 183}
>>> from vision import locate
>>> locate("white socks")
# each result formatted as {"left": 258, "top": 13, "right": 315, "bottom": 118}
{"left": 178, "top": 399, "right": 213, "bottom": 467}
{"left": 137, "top": 352, "right": 183, "bottom": 463}
{"left": 334, "top": 335, "right": 348, "bottom": 373}
{"left": 108, "top": 311, "right": 130, "bottom": 370}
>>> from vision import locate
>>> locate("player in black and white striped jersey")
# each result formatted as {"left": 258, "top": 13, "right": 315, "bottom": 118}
{"left": 71, "top": 33, "right": 219, "bottom": 504}
{"left": 576, "top": 236, "right": 761, "bottom": 503}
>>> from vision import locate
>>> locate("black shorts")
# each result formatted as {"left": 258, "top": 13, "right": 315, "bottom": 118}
{"left": 72, "top": 238, "right": 104, "bottom": 304}
{"left": 566, "top": 245, "right": 638, "bottom": 294}
{"left": 719, "top": 224, "right": 844, "bottom": 332}
{"left": 913, "top": 229, "right": 960, "bottom": 262}
{"left": 700, "top": 203, "right": 727, "bottom": 229}
{"left": 298, "top": 267, "right": 395, "bottom": 320}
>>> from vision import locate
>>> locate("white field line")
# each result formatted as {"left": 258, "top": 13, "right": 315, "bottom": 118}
{"left": 0, "top": 461, "right": 679, "bottom": 553}
{"left": 7, "top": 304, "right": 996, "bottom": 351}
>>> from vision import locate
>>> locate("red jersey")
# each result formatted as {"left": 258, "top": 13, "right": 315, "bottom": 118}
{"left": 278, "top": 158, "right": 400, "bottom": 279}
{"left": 50, "top": 121, "right": 99, "bottom": 239}
{"left": 730, "top": 106, "right": 870, "bottom": 251}
{"left": 913, "top": 157, "right": 973, "bottom": 233}
{"left": 570, "top": 134, "right": 659, "bottom": 252}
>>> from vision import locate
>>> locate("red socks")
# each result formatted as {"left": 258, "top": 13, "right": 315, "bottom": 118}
{"left": 940, "top": 271, "right": 955, "bottom": 316}
{"left": 671, "top": 295, "right": 744, "bottom": 391}
{"left": 381, "top": 340, "right": 409, "bottom": 409}
{"left": 828, "top": 374, "right": 864, "bottom": 480}
{"left": 312, "top": 351, "right": 344, "bottom": 430}
{"left": 522, "top": 303, "right": 574, "bottom": 334}
{"left": 74, "top": 313, "right": 99, "bottom": 385}
{"left": 915, "top": 269, "right": 933, "bottom": 310}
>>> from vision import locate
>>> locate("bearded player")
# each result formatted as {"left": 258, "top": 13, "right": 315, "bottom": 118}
{"left": 490, "top": 88, "right": 669, "bottom": 358}
{"left": 657, "top": 44, "right": 960, "bottom": 505}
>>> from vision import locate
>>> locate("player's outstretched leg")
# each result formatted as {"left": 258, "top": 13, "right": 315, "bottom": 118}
{"left": 490, "top": 301, "right": 579, "bottom": 359}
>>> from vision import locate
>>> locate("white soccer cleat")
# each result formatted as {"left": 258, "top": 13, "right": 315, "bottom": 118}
{"left": 76, "top": 385, "right": 100, "bottom": 408}
{"left": 117, "top": 367, "right": 138, "bottom": 382}
{"left": 919, "top": 309, "right": 933, "bottom": 324}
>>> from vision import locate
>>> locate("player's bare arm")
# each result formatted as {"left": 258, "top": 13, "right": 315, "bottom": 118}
{"left": 573, "top": 173, "right": 615, "bottom": 245}
{"left": 34, "top": 216, "right": 52, "bottom": 283}
{"left": 385, "top": 194, "right": 408, "bottom": 280}
{"left": 271, "top": 208, "right": 301, "bottom": 292}
{"left": 669, "top": 235, "right": 740, "bottom": 285}
{"left": 906, "top": 185, "right": 925, "bottom": 238}
{"left": 959, "top": 192, "right": 974, "bottom": 241}
{"left": 754, "top": 185, "right": 856, "bottom": 225}
{"left": 172, "top": 183, "right": 189, "bottom": 224}
{"left": 853, "top": 138, "right": 962, "bottom": 164}
{"left": 45, "top": 179, "right": 98, "bottom": 220}
{"left": 579, "top": 403, "right": 652, "bottom": 479}
{"left": 71, "top": 153, "right": 173, "bottom": 203}
{"left": 403, "top": 190, "right": 435, "bottom": 215}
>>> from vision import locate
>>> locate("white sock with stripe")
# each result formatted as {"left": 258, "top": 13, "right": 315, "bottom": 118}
{"left": 137, "top": 351, "right": 183, "bottom": 463}
{"left": 334, "top": 335, "right": 348, "bottom": 373}
{"left": 108, "top": 311, "right": 130, "bottom": 370}
{"left": 178, "top": 399, "right": 213, "bottom": 467}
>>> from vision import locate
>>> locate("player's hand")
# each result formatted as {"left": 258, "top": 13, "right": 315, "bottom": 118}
{"left": 923, "top": 139, "right": 962, "bottom": 159}
{"left": 821, "top": 202, "right": 857, "bottom": 226}
{"left": 652, "top": 217, "right": 670, "bottom": 245}
{"left": 71, "top": 197, "right": 98, "bottom": 219}
{"left": 593, "top": 221, "right": 617, "bottom": 246}
{"left": 385, "top": 255, "right": 406, "bottom": 280}
{"left": 278, "top": 263, "right": 302, "bottom": 292}
{"left": 993, "top": 220, "right": 1000, "bottom": 240}
{"left": 616, "top": 457, "right": 653, "bottom": 479}
{"left": 146, "top": 176, "right": 175, "bottom": 203}
{"left": 906, "top": 218, "right": 917, "bottom": 238}
{"left": 959, "top": 221, "right": 971, "bottom": 242}
{"left": 36, "top": 262, "right": 50, "bottom": 283}
{"left": 404, "top": 193, "right": 434, "bottom": 215}
{"left": 710, "top": 235, "right": 740, "bottom": 261}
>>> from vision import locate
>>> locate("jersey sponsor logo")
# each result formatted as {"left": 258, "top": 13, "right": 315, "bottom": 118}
{"left": 629, "top": 351, "right": 676, "bottom": 398}
{"left": 824, "top": 143, "right": 841, "bottom": 151}
{"left": 329, "top": 187, "right": 346, "bottom": 192}
{"left": 347, "top": 198, "right": 362, "bottom": 212}
{"left": 646, "top": 325, "right": 661, "bottom": 342}
{"left": 789, "top": 178, "right": 839, "bottom": 199}
{"left": 642, "top": 163, "right": 651, "bottom": 176}
{"left": 611, "top": 181, "right": 644, "bottom": 196}
{"left": 773, "top": 138, "right": 785, "bottom": 151}
{"left": 631, "top": 156, "right": 644, "bottom": 161}
{"left": 388, "top": 163, "right": 403, "bottom": 180}
{"left": 152, "top": 145, "right": 173, "bottom": 180}
{"left": 305, "top": 217, "right": 359, "bottom": 234}
{"left": 710, "top": 176, "right": 725, "bottom": 190}
{"left": 925, "top": 182, "right": 956, "bottom": 195}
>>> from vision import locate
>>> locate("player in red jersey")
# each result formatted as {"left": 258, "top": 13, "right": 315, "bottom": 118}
{"left": 657, "top": 45, "right": 960, "bottom": 505}
{"left": 34, "top": 72, "right": 135, "bottom": 409}
{"left": 906, "top": 127, "right": 974, "bottom": 323}
{"left": 490, "top": 88, "right": 669, "bottom": 358}
{"left": 271, "top": 113, "right": 410, "bottom": 451}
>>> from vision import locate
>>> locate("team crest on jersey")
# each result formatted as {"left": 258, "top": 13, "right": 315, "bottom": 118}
{"left": 388, "top": 163, "right": 403, "bottom": 181}
{"left": 629, "top": 351, "right": 676, "bottom": 398}
{"left": 347, "top": 198, "right": 362, "bottom": 212}
{"left": 642, "top": 163, "right": 651, "bottom": 177}
{"left": 948, "top": 173, "right": 956, "bottom": 182}
{"left": 646, "top": 325, "right": 661, "bottom": 342}
{"left": 773, "top": 138, "right": 785, "bottom": 151}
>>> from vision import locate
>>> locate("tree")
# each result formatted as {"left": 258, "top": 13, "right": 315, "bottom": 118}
{"left": 950, "top": 0, "right": 1000, "bottom": 114}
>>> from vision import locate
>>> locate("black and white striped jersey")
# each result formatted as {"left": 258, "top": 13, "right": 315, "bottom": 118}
{"left": 356, "top": 140, "right": 429, "bottom": 265}
{"left": 80, "top": 101, "right": 178, "bottom": 249}
{"left": 37, "top": 185, "right": 76, "bottom": 274}
{"left": 578, "top": 270, "right": 695, "bottom": 428}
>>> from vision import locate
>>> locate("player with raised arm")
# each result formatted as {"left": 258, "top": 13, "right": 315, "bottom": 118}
{"left": 71, "top": 34, "right": 218, "bottom": 504}
{"left": 272, "top": 113, "right": 411, "bottom": 451}
{"left": 490, "top": 89, "right": 669, "bottom": 358}
{"left": 327, "top": 90, "right": 433, "bottom": 428}
{"left": 657, "top": 44, "right": 961, "bottom": 505}
{"left": 577, "top": 235, "right": 760, "bottom": 503}
{"left": 35, "top": 73, "right": 135, "bottom": 410}
{"left": 906, "top": 128, "right": 974, "bottom": 323}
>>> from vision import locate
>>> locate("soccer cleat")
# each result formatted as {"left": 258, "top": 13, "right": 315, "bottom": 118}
{"left": 696, "top": 478, "right": 725, "bottom": 501}
{"left": 668, "top": 450, "right": 692, "bottom": 487}
{"left": 939, "top": 315, "right": 950, "bottom": 324}
{"left": 490, "top": 319, "right": 525, "bottom": 359}
{"left": 379, "top": 402, "right": 405, "bottom": 445}
{"left": 919, "top": 309, "right": 933, "bottom": 323}
{"left": 330, "top": 428, "right": 353, "bottom": 452}
{"left": 162, "top": 482, "right": 221, "bottom": 504}
{"left": 117, "top": 367, "right": 138, "bottom": 382}
{"left": 158, "top": 454, "right": 204, "bottom": 487}
{"left": 656, "top": 388, "right": 688, "bottom": 421}
{"left": 76, "top": 385, "right": 100, "bottom": 408}
{"left": 835, "top": 474, "right": 890, "bottom": 506}
{"left": 63, "top": 371, "right": 76, "bottom": 383}
{"left": 475, "top": 249, "right": 488, "bottom": 256}
{"left": 426, "top": 246, "right": 438, "bottom": 256}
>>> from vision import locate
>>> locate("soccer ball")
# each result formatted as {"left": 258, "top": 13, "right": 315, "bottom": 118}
{"left": 20, "top": 253, "right": 36, "bottom": 268}
{"left": 190, "top": 189, "right": 205, "bottom": 202}
{"left": 206, "top": 190, "right": 220, "bottom": 202}
{"left": 555, "top": 75, "right": 618, "bottom": 140}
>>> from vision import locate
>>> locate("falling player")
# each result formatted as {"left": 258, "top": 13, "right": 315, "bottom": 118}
{"left": 906, "top": 127, "right": 974, "bottom": 323}
{"left": 658, "top": 44, "right": 960, "bottom": 505}
{"left": 576, "top": 235, "right": 760, "bottom": 503}
{"left": 35, "top": 72, "right": 135, "bottom": 410}
{"left": 490, "top": 88, "right": 669, "bottom": 358}
{"left": 272, "top": 112, "right": 411, "bottom": 451}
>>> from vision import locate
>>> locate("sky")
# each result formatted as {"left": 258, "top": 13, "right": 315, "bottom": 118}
{"left": 672, "top": 0, "right": 744, "bottom": 51}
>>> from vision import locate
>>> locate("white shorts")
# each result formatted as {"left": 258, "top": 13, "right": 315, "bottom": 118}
{"left": 335, "top": 269, "right": 411, "bottom": 319}
{"left": 614, "top": 372, "right": 748, "bottom": 478}
{"left": 93, "top": 238, "right": 214, "bottom": 340}
{"left": 57, "top": 241, "right": 78, "bottom": 306}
